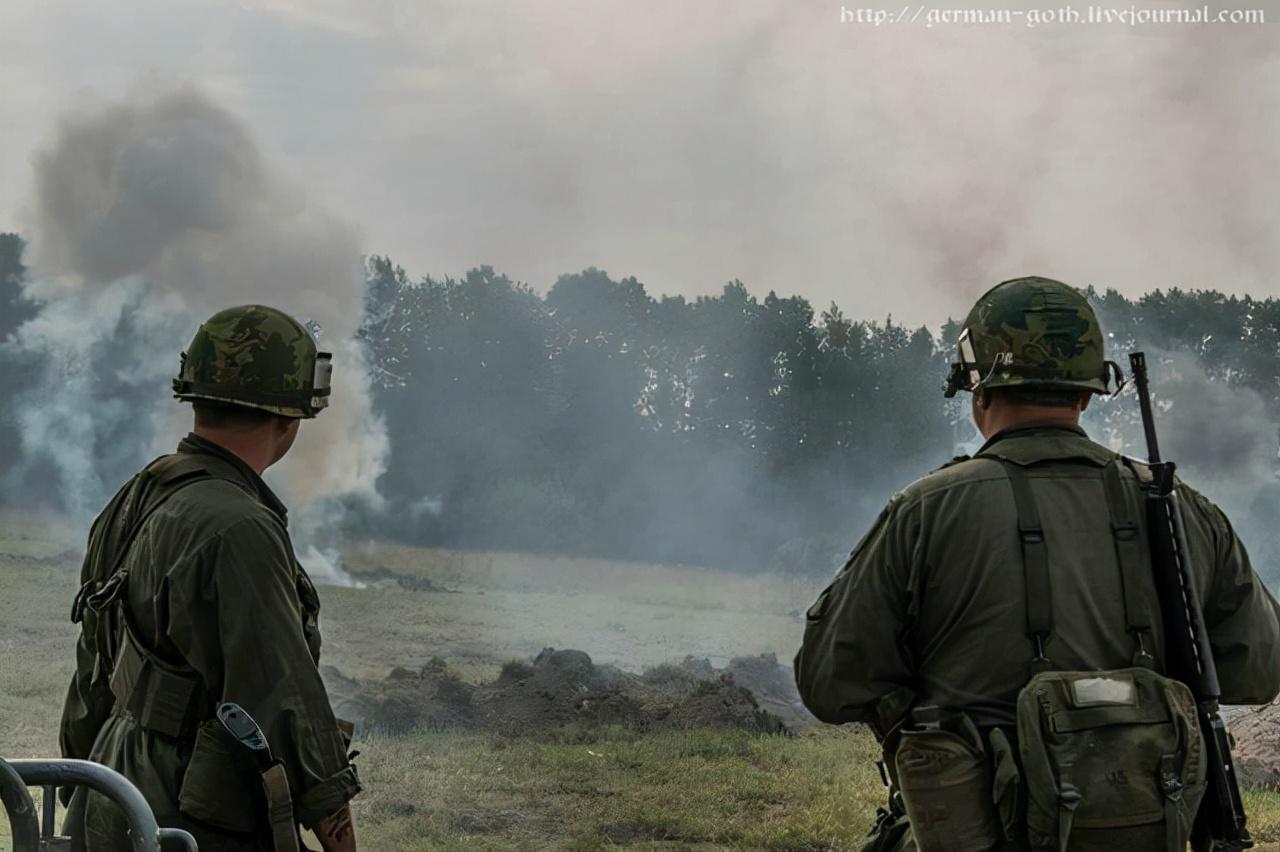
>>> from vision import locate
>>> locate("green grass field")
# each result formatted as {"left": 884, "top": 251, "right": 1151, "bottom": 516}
{"left": 2, "top": 513, "right": 1279, "bottom": 850}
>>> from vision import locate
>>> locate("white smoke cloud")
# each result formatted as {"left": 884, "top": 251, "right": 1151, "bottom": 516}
{"left": 9, "top": 86, "right": 387, "bottom": 581}
{"left": 4, "top": 3, "right": 1280, "bottom": 324}
{"left": 1083, "top": 346, "right": 1280, "bottom": 581}
{"left": 6, "top": 277, "right": 187, "bottom": 517}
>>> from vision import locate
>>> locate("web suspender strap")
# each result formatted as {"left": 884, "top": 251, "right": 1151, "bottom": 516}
{"left": 1102, "top": 458, "right": 1156, "bottom": 668}
{"left": 71, "top": 464, "right": 217, "bottom": 737}
{"left": 996, "top": 460, "right": 1054, "bottom": 673}
{"left": 72, "top": 468, "right": 212, "bottom": 624}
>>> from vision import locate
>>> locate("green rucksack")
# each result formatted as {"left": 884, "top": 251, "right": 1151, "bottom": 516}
{"left": 1017, "top": 666, "right": 1205, "bottom": 851}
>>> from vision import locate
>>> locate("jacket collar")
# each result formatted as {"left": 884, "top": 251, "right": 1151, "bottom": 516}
{"left": 177, "top": 433, "right": 289, "bottom": 520}
{"left": 976, "top": 421, "right": 1114, "bottom": 467}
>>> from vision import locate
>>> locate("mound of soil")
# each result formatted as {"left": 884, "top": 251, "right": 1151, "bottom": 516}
{"left": 722, "top": 654, "right": 815, "bottom": 730}
{"left": 473, "top": 649, "right": 652, "bottom": 735}
{"left": 324, "top": 657, "right": 474, "bottom": 735}
{"left": 654, "top": 675, "right": 788, "bottom": 734}
{"left": 324, "top": 647, "right": 802, "bottom": 738}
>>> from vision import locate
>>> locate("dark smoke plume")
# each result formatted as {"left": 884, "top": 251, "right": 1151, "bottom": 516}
{"left": 6, "top": 88, "right": 386, "bottom": 582}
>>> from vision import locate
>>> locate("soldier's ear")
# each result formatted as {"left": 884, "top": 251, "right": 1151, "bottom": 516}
{"left": 268, "top": 415, "right": 295, "bottom": 440}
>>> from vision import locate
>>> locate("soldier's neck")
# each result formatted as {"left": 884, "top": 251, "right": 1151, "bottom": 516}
{"left": 975, "top": 404, "right": 1081, "bottom": 441}
{"left": 192, "top": 426, "right": 277, "bottom": 475}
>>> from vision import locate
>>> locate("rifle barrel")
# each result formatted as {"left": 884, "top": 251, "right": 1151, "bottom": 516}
{"left": 1129, "top": 351, "right": 1162, "bottom": 464}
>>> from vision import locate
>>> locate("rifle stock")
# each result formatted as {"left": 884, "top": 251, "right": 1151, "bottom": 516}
{"left": 1129, "top": 351, "right": 1251, "bottom": 851}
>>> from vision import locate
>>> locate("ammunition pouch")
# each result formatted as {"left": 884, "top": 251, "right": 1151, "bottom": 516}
{"left": 215, "top": 703, "right": 304, "bottom": 852}
{"left": 178, "top": 719, "right": 260, "bottom": 834}
{"left": 893, "top": 708, "right": 1003, "bottom": 851}
{"left": 178, "top": 719, "right": 302, "bottom": 851}
{"left": 1016, "top": 667, "right": 1206, "bottom": 852}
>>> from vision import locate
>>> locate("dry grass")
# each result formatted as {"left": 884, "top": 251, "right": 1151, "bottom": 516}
{"left": 352, "top": 725, "right": 882, "bottom": 850}
{"left": 3, "top": 514, "right": 1280, "bottom": 850}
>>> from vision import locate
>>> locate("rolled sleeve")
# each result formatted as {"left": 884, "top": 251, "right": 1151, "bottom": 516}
{"left": 296, "top": 764, "right": 362, "bottom": 829}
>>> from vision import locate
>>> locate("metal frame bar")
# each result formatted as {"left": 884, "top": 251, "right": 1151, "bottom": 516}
{"left": 0, "top": 758, "right": 40, "bottom": 852}
{"left": 5, "top": 759, "right": 197, "bottom": 852}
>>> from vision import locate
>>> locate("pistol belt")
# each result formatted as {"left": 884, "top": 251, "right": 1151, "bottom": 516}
{"left": 109, "top": 620, "right": 201, "bottom": 739}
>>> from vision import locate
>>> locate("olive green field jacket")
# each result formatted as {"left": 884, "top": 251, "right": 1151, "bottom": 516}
{"left": 795, "top": 423, "right": 1280, "bottom": 737}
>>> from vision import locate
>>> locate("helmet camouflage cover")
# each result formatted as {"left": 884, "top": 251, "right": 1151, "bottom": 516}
{"left": 945, "top": 276, "right": 1121, "bottom": 398}
{"left": 173, "top": 304, "right": 332, "bottom": 418}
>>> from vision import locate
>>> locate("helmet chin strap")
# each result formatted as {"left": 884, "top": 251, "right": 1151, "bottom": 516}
{"left": 943, "top": 328, "right": 986, "bottom": 398}
{"left": 943, "top": 350, "right": 1008, "bottom": 399}
{"left": 943, "top": 362, "right": 968, "bottom": 398}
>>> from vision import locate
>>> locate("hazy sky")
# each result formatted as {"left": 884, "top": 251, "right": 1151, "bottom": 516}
{"left": 2, "top": 0, "right": 1278, "bottom": 324}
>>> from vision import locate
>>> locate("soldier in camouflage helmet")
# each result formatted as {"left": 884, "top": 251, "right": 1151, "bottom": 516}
{"left": 943, "top": 275, "right": 1122, "bottom": 399}
{"left": 172, "top": 303, "right": 333, "bottom": 418}
{"left": 61, "top": 305, "right": 360, "bottom": 852}
{"left": 796, "top": 277, "right": 1280, "bottom": 851}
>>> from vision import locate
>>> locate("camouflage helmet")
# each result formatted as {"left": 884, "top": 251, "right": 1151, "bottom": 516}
{"left": 173, "top": 305, "right": 332, "bottom": 418}
{"left": 944, "top": 276, "right": 1122, "bottom": 398}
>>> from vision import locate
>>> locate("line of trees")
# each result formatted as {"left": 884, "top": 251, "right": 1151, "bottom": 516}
{"left": 356, "top": 260, "right": 955, "bottom": 572}
{"left": 4, "top": 233, "right": 1280, "bottom": 580}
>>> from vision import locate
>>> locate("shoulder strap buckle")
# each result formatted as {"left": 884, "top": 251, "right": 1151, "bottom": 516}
{"left": 1029, "top": 634, "right": 1054, "bottom": 676}
{"left": 1130, "top": 630, "right": 1156, "bottom": 669}
{"left": 84, "top": 570, "right": 130, "bottom": 614}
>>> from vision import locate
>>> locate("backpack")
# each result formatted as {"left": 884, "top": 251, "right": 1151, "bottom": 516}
{"left": 1017, "top": 666, "right": 1204, "bottom": 851}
